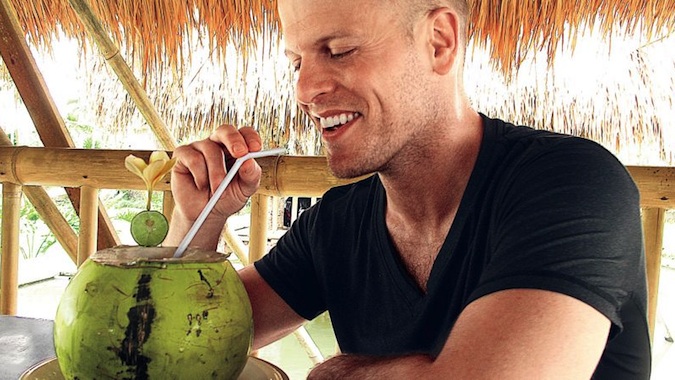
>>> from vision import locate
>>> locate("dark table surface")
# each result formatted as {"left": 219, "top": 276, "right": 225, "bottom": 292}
{"left": 0, "top": 315, "right": 55, "bottom": 380}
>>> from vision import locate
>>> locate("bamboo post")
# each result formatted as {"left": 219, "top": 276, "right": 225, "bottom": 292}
{"left": 248, "top": 194, "right": 270, "bottom": 263}
{"left": 1, "top": 183, "right": 22, "bottom": 315}
{"left": 163, "top": 190, "right": 175, "bottom": 224}
{"left": 0, "top": 130, "right": 78, "bottom": 262}
{"left": 293, "top": 327, "right": 325, "bottom": 364}
{"left": 68, "top": 0, "right": 176, "bottom": 151}
{"left": 78, "top": 185, "right": 99, "bottom": 266}
{"left": 270, "top": 196, "right": 280, "bottom": 232}
{"left": 222, "top": 224, "right": 249, "bottom": 266}
{"left": 642, "top": 207, "right": 665, "bottom": 341}
{"left": 291, "top": 197, "right": 299, "bottom": 225}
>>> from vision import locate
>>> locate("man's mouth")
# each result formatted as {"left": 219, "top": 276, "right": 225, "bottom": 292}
{"left": 319, "top": 112, "right": 360, "bottom": 131}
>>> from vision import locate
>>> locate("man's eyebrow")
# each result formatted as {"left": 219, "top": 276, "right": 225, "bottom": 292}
{"left": 283, "top": 49, "right": 297, "bottom": 58}
{"left": 283, "top": 32, "right": 351, "bottom": 57}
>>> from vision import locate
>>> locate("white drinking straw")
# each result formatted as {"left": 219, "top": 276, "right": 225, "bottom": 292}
{"left": 173, "top": 148, "right": 286, "bottom": 258}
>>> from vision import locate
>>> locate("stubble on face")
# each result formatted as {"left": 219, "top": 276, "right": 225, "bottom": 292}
{"left": 279, "top": 0, "right": 441, "bottom": 180}
{"left": 326, "top": 40, "right": 441, "bottom": 180}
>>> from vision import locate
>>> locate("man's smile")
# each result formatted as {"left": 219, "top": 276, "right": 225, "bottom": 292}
{"left": 319, "top": 112, "right": 361, "bottom": 131}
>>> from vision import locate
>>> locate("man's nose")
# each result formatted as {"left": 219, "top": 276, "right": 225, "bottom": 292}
{"left": 295, "top": 60, "right": 336, "bottom": 106}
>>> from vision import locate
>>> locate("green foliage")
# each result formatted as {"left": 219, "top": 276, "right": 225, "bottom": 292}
{"left": 102, "top": 189, "right": 165, "bottom": 223}
{"left": 19, "top": 199, "right": 56, "bottom": 259}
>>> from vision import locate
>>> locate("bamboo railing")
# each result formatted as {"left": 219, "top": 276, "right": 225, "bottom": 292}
{"left": 0, "top": 146, "right": 673, "bottom": 341}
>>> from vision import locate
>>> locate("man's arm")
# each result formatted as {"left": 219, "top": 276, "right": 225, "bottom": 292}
{"left": 239, "top": 265, "right": 306, "bottom": 349}
{"left": 308, "top": 288, "right": 610, "bottom": 379}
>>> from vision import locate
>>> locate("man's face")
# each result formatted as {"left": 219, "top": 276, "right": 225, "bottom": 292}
{"left": 279, "top": 0, "right": 440, "bottom": 178}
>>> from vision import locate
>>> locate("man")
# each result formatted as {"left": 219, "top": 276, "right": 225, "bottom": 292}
{"left": 166, "top": 0, "right": 651, "bottom": 378}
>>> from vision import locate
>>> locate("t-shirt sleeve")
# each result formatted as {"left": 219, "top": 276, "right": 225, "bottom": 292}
{"left": 254, "top": 201, "right": 327, "bottom": 320}
{"left": 467, "top": 137, "right": 644, "bottom": 334}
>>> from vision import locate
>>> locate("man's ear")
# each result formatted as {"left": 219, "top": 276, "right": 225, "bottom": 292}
{"left": 427, "top": 8, "right": 460, "bottom": 75}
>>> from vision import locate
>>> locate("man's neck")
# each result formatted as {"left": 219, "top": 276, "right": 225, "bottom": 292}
{"left": 380, "top": 111, "right": 483, "bottom": 229}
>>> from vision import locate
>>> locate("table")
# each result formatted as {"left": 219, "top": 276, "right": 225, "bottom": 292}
{"left": 0, "top": 315, "right": 288, "bottom": 380}
{"left": 0, "top": 316, "right": 55, "bottom": 380}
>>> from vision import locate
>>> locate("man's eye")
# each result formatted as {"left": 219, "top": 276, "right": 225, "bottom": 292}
{"left": 330, "top": 49, "right": 355, "bottom": 59}
{"left": 291, "top": 61, "right": 301, "bottom": 72}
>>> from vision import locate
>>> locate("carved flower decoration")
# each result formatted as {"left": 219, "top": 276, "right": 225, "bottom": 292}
{"left": 124, "top": 151, "right": 176, "bottom": 246}
{"left": 125, "top": 151, "right": 176, "bottom": 211}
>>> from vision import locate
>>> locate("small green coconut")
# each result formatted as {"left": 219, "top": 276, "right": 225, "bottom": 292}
{"left": 54, "top": 246, "right": 252, "bottom": 379}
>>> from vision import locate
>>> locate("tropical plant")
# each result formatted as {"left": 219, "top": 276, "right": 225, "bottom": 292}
{"left": 19, "top": 198, "right": 57, "bottom": 259}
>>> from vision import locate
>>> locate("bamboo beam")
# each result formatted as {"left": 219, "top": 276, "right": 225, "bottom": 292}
{"left": 0, "top": 0, "right": 73, "bottom": 147}
{"left": 0, "top": 0, "right": 118, "bottom": 250}
{"left": 68, "top": 0, "right": 176, "bottom": 151}
{"left": 248, "top": 194, "right": 270, "bottom": 263}
{"left": 1, "top": 182, "right": 22, "bottom": 315}
{"left": 642, "top": 207, "right": 665, "bottom": 341}
{"left": 628, "top": 166, "right": 675, "bottom": 208}
{"left": 1, "top": 146, "right": 674, "bottom": 208}
{"left": 259, "top": 155, "right": 365, "bottom": 197}
{"left": 0, "top": 147, "right": 165, "bottom": 190}
{"left": 78, "top": 185, "right": 99, "bottom": 266}
{"left": 0, "top": 130, "right": 78, "bottom": 262}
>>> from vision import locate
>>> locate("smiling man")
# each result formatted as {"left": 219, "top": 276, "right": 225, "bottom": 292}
{"left": 166, "top": 0, "right": 651, "bottom": 378}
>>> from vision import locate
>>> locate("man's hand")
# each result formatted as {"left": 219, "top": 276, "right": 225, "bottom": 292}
{"left": 165, "top": 125, "right": 263, "bottom": 248}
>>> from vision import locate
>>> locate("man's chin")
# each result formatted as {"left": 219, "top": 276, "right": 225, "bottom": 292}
{"left": 327, "top": 157, "right": 374, "bottom": 180}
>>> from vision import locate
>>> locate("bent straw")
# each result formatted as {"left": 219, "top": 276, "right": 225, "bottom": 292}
{"left": 173, "top": 148, "right": 287, "bottom": 258}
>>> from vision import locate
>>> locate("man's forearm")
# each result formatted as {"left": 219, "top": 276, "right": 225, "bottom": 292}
{"left": 308, "top": 353, "right": 433, "bottom": 380}
{"left": 164, "top": 209, "right": 225, "bottom": 251}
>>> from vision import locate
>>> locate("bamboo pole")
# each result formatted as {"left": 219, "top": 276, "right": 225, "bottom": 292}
{"left": 163, "top": 190, "right": 175, "bottom": 225}
{"left": 628, "top": 166, "right": 675, "bottom": 208}
{"left": 1, "top": 147, "right": 674, "bottom": 208}
{"left": 0, "top": 0, "right": 73, "bottom": 147}
{"left": 291, "top": 197, "right": 299, "bottom": 225}
{"left": 222, "top": 223, "right": 249, "bottom": 266}
{"left": 248, "top": 194, "right": 270, "bottom": 263}
{"left": 1, "top": 182, "right": 22, "bottom": 315}
{"left": 642, "top": 207, "right": 665, "bottom": 341}
{"left": 271, "top": 196, "right": 280, "bottom": 231}
{"left": 0, "top": 130, "right": 78, "bottom": 262}
{"left": 293, "top": 327, "right": 325, "bottom": 364}
{"left": 68, "top": 0, "right": 176, "bottom": 151}
{"left": 259, "top": 155, "right": 367, "bottom": 198}
{"left": 0, "top": 0, "right": 119, "bottom": 251}
{"left": 78, "top": 185, "right": 99, "bottom": 266}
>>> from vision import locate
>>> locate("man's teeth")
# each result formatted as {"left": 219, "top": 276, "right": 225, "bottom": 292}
{"left": 320, "top": 113, "right": 359, "bottom": 129}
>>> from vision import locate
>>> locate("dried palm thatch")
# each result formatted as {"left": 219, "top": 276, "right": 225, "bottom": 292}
{"left": 467, "top": 31, "right": 675, "bottom": 164}
{"left": 10, "top": 0, "right": 675, "bottom": 76}
{"left": 2, "top": 0, "right": 675, "bottom": 160}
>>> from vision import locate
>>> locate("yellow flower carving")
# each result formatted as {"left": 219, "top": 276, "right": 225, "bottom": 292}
{"left": 125, "top": 151, "right": 177, "bottom": 210}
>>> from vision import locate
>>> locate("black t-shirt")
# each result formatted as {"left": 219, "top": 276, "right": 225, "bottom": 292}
{"left": 255, "top": 114, "right": 651, "bottom": 379}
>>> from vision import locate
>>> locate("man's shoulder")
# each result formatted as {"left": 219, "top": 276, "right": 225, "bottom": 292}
{"left": 481, "top": 114, "right": 627, "bottom": 172}
{"left": 483, "top": 113, "right": 612, "bottom": 153}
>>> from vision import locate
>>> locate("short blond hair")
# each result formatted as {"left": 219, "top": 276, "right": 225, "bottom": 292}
{"left": 395, "top": 0, "right": 470, "bottom": 45}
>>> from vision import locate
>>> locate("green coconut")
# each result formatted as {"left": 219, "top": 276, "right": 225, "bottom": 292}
{"left": 54, "top": 246, "right": 253, "bottom": 379}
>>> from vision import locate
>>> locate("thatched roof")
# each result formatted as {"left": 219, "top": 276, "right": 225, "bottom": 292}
{"left": 11, "top": 0, "right": 674, "bottom": 75}
{"left": 2, "top": 0, "right": 675, "bottom": 162}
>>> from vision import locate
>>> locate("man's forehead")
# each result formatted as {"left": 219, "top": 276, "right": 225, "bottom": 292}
{"left": 278, "top": 0, "right": 386, "bottom": 42}
{"left": 277, "top": 0, "right": 383, "bottom": 26}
